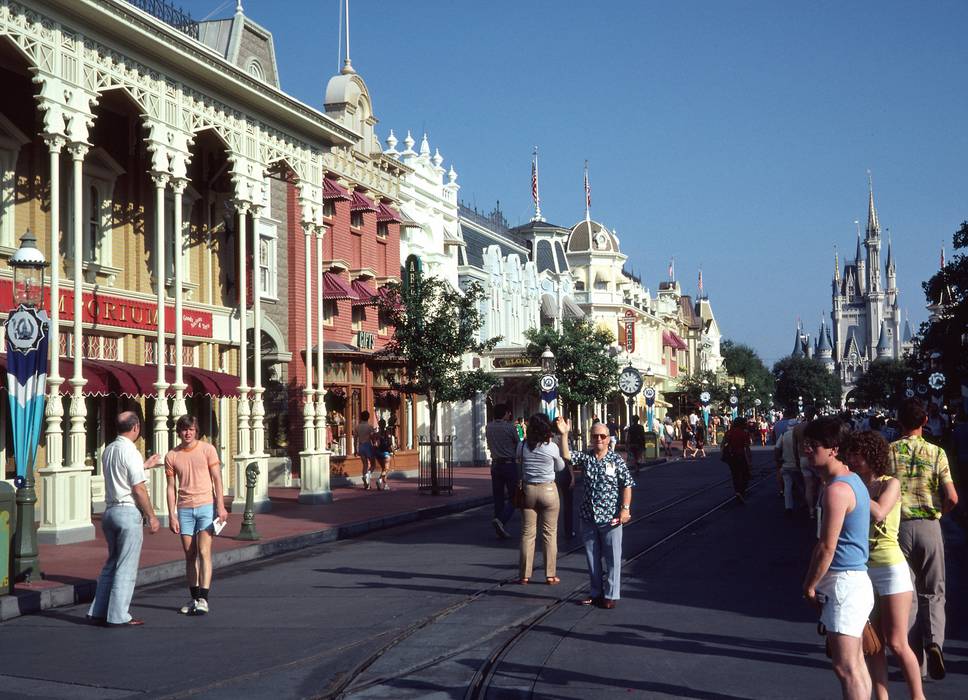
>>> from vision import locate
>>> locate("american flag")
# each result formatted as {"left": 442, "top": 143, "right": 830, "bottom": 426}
{"left": 941, "top": 245, "right": 946, "bottom": 269}
{"left": 698, "top": 268, "right": 703, "bottom": 295}
{"left": 531, "top": 158, "right": 538, "bottom": 204}
{"left": 668, "top": 258, "right": 674, "bottom": 280}
{"left": 584, "top": 161, "right": 591, "bottom": 209}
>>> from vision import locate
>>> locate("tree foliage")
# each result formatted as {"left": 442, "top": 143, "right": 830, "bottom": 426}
{"left": 850, "top": 358, "right": 913, "bottom": 408}
{"left": 675, "top": 370, "right": 731, "bottom": 410}
{"left": 917, "top": 220, "right": 968, "bottom": 393}
{"left": 375, "top": 277, "right": 499, "bottom": 426}
{"left": 720, "top": 339, "right": 775, "bottom": 409}
{"left": 524, "top": 319, "right": 620, "bottom": 414}
{"left": 771, "top": 356, "right": 842, "bottom": 413}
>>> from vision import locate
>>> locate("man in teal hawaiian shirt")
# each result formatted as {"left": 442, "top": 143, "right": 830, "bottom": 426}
{"left": 559, "top": 420, "right": 635, "bottom": 609}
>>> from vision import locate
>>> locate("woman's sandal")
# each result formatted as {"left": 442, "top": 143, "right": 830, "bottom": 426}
{"left": 546, "top": 576, "right": 561, "bottom": 585}
{"left": 580, "top": 596, "right": 600, "bottom": 606}
{"left": 516, "top": 578, "right": 529, "bottom": 585}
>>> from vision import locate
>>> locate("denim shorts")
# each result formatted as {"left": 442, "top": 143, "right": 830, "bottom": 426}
{"left": 178, "top": 503, "right": 215, "bottom": 536}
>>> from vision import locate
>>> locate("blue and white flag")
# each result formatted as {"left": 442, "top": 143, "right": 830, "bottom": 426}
{"left": 5, "top": 306, "right": 48, "bottom": 488}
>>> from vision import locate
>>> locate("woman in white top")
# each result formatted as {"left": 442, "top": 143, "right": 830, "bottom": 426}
{"left": 516, "top": 413, "right": 568, "bottom": 585}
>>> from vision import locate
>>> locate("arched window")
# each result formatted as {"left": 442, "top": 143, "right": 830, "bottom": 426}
{"left": 247, "top": 59, "right": 265, "bottom": 82}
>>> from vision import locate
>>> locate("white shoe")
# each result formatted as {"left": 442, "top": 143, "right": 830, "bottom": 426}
{"left": 378, "top": 476, "right": 389, "bottom": 491}
{"left": 179, "top": 599, "right": 197, "bottom": 615}
{"left": 362, "top": 471, "right": 371, "bottom": 490}
{"left": 193, "top": 598, "right": 209, "bottom": 615}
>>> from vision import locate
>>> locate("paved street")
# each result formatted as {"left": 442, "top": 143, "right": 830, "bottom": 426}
{"left": 2, "top": 449, "right": 965, "bottom": 699}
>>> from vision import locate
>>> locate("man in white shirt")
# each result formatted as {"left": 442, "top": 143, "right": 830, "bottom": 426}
{"left": 87, "top": 411, "right": 161, "bottom": 626}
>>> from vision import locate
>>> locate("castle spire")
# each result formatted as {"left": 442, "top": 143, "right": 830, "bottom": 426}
{"left": 834, "top": 245, "right": 840, "bottom": 281}
{"left": 885, "top": 232, "right": 894, "bottom": 272}
{"left": 866, "top": 170, "right": 879, "bottom": 238}
{"left": 854, "top": 221, "right": 862, "bottom": 262}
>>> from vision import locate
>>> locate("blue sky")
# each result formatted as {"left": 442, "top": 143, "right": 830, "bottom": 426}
{"left": 178, "top": 0, "right": 967, "bottom": 366}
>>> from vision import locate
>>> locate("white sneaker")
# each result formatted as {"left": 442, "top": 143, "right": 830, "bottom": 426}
{"left": 179, "top": 599, "right": 197, "bottom": 615}
{"left": 361, "top": 471, "right": 371, "bottom": 490}
{"left": 378, "top": 476, "right": 389, "bottom": 491}
{"left": 193, "top": 598, "right": 209, "bottom": 615}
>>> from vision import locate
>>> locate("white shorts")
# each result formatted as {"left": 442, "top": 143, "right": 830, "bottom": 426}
{"left": 867, "top": 562, "right": 914, "bottom": 597}
{"left": 816, "top": 570, "right": 874, "bottom": 638}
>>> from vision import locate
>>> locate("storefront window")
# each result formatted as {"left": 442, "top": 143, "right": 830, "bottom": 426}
{"left": 350, "top": 361, "right": 363, "bottom": 383}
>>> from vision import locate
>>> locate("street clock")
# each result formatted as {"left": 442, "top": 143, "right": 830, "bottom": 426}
{"left": 618, "top": 366, "right": 643, "bottom": 396}
{"left": 539, "top": 374, "right": 558, "bottom": 392}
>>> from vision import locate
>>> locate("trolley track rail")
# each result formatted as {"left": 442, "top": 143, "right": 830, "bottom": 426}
{"left": 321, "top": 456, "right": 773, "bottom": 699}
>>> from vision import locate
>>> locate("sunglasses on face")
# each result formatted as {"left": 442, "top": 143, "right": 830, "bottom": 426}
{"left": 590, "top": 434, "right": 609, "bottom": 440}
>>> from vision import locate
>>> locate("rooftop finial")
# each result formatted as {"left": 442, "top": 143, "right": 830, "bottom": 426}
{"left": 419, "top": 133, "right": 430, "bottom": 157}
{"left": 401, "top": 130, "right": 415, "bottom": 156}
{"left": 236, "top": 0, "right": 244, "bottom": 15}
{"left": 384, "top": 129, "right": 398, "bottom": 156}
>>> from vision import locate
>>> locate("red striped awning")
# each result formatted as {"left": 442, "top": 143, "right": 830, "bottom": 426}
{"left": 323, "top": 271, "right": 357, "bottom": 300}
{"left": 378, "top": 286, "right": 402, "bottom": 310}
{"left": 376, "top": 203, "right": 402, "bottom": 223}
{"left": 662, "top": 330, "right": 687, "bottom": 350}
{"left": 322, "top": 178, "right": 350, "bottom": 201}
{"left": 183, "top": 366, "right": 241, "bottom": 397}
{"left": 350, "top": 191, "right": 377, "bottom": 212}
{"left": 351, "top": 279, "right": 378, "bottom": 306}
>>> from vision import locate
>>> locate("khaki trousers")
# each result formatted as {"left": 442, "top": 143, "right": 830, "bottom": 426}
{"left": 519, "top": 482, "right": 560, "bottom": 579}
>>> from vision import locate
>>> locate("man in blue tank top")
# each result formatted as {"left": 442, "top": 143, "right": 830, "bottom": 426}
{"left": 801, "top": 417, "right": 874, "bottom": 700}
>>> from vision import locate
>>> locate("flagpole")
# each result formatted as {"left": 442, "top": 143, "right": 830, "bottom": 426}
{"left": 584, "top": 160, "right": 591, "bottom": 225}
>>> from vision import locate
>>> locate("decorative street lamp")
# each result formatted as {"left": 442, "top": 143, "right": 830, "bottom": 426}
{"left": 728, "top": 385, "right": 738, "bottom": 421}
{"left": 538, "top": 346, "right": 558, "bottom": 420}
{"left": 643, "top": 366, "right": 656, "bottom": 432}
{"left": 6, "top": 230, "right": 49, "bottom": 582}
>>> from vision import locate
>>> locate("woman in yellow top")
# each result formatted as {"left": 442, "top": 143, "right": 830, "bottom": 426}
{"left": 845, "top": 431, "right": 924, "bottom": 700}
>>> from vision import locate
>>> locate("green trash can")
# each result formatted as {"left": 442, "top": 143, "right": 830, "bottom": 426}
{"left": 643, "top": 431, "right": 659, "bottom": 460}
{"left": 0, "top": 482, "right": 15, "bottom": 595}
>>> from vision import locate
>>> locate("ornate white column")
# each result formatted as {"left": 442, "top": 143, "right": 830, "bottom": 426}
{"left": 301, "top": 223, "right": 331, "bottom": 503}
{"left": 42, "top": 137, "right": 65, "bottom": 472}
{"left": 170, "top": 178, "right": 188, "bottom": 423}
{"left": 37, "top": 137, "right": 93, "bottom": 544}
{"left": 150, "top": 172, "right": 170, "bottom": 522}
{"left": 297, "top": 217, "right": 317, "bottom": 497}
{"left": 249, "top": 206, "right": 266, "bottom": 459}
{"left": 67, "top": 143, "right": 89, "bottom": 473}
{"left": 231, "top": 202, "right": 269, "bottom": 511}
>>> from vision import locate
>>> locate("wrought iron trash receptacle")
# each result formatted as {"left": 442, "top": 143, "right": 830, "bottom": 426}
{"left": 417, "top": 435, "right": 453, "bottom": 494}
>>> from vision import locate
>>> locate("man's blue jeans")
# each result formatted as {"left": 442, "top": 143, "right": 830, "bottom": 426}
{"left": 581, "top": 519, "right": 623, "bottom": 600}
{"left": 88, "top": 506, "right": 144, "bottom": 624}
{"left": 491, "top": 460, "right": 519, "bottom": 525}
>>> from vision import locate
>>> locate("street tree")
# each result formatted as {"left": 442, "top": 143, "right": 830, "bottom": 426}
{"left": 917, "top": 220, "right": 968, "bottom": 397}
{"left": 524, "top": 319, "right": 620, "bottom": 418}
{"left": 771, "top": 356, "right": 842, "bottom": 413}
{"left": 850, "top": 358, "right": 912, "bottom": 408}
{"left": 720, "top": 340, "right": 775, "bottom": 411}
{"left": 374, "top": 277, "right": 499, "bottom": 494}
{"left": 675, "top": 370, "right": 731, "bottom": 410}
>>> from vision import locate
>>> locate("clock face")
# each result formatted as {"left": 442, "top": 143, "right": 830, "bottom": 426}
{"left": 618, "top": 368, "right": 643, "bottom": 396}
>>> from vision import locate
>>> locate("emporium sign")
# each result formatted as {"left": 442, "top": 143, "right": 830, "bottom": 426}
{"left": 0, "top": 280, "right": 213, "bottom": 338}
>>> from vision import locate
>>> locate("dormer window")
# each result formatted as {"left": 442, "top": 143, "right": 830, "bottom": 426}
{"left": 323, "top": 201, "right": 335, "bottom": 219}
{"left": 351, "top": 211, "right": 364, "bottom": 228}
{"left": 377, "top": 222, "right": 388, "bottom": 237}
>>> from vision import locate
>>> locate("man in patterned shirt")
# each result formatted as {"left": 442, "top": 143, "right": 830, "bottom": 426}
{"left": 889, "top": 398, "right": 958, "bottom": 681}
{"left": 559, "top": 420, "right": 634, "bottom": 609}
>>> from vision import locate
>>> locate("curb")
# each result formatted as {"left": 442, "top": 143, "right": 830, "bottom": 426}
{"left": 1, "top": 493, "right": 492, "bottom": 623}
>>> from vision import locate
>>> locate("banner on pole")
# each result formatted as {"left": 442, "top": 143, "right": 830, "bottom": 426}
{"left": 5, "top": 306, "right": 48, "bottom": 488}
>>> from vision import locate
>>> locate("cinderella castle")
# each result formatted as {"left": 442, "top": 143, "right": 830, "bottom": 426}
{"left": 792, "top": 178, "right": 913, "bottom": 394}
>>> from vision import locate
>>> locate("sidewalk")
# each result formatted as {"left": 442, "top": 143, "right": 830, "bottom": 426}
{"left": 1, "top": 467, "right": 494, "bottom": 622}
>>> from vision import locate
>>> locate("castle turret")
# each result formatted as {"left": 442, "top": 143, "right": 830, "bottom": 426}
{"left": 865, "top": 175, "right": 882, "bottom": 293}
{"left": 855, "top": 225, "right": 866, "bottom": 296}
{"left": 792, "top": 324, "right": 805, "bottom": 358}
{"left": 817, "top": 317, "right": 834, "bottom": 371}
{"left": 876, "top": 320, "right": 892, "bottom": 359}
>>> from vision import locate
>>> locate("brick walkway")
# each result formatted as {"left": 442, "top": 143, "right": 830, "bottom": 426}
{"left": 2, "top": 467, "right": 493, "bottom": 621}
